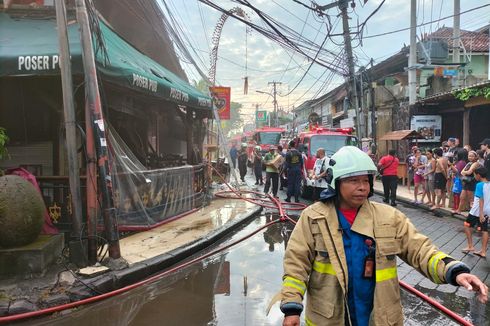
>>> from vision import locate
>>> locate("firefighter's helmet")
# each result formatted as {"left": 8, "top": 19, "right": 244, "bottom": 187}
{"left": 319, "top": 146, "right": 377, "bottom": 200}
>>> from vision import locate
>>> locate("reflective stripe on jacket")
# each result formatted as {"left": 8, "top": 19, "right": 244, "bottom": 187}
{"left": 279, "top": 200, "right": 461, "bottom": 325}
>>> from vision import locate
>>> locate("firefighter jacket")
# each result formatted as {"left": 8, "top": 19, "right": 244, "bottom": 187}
{"left": 277, "top": 200, "right": 469, "bottom": 325}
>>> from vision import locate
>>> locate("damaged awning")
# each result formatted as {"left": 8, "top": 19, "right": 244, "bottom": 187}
{"left": 0, "top": 12, "right": 212, "bottom": 110}
{"left": 379, "top": 130, "right": 425, "bottom": 141}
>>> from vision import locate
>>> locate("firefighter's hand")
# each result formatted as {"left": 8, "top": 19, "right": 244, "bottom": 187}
{"left": 456, "top": 273, "right": 489, "bottom": 304}
{"left": 283, "top": 315, "right": 300, "bottom": 326}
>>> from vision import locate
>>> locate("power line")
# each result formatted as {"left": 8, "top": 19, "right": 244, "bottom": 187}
{"left": 290, "top": 0, "right": 317, "bottom": 11}
{"left": 362, "top": 3, "right": 490, "bottom": 39}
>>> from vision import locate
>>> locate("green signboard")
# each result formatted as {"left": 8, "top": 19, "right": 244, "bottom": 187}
{"left": 256, "top": 110, "right": 267, "bottom": 122}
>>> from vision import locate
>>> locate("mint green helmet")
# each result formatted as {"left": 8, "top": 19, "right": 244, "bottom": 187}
{"left": 329, "top": 146, "right": 377, "bottom": 190}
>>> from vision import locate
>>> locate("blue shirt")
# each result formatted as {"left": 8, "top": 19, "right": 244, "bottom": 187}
{"left": 229, "top": 147, "right": 238, "bottom": 160}
{"left": 338, "top": 210, "right": 376, "bottom": 326}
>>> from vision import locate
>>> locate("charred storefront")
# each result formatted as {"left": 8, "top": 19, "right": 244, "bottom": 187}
{"left": 0, "top": 8, "right": 212, "bottom": 257}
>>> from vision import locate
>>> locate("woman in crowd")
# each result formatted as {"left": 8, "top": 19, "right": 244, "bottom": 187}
{"left": 422, "top": 149, "right": 436, "bottom": 206}
{"left": 449, "top": 149, "right": 467, "bottom": 213}
{"left": 412, "top": 149, "right": 427, "bottom": 204}
{"left": 455, "top": 150, "right": 481, "bottom": 215}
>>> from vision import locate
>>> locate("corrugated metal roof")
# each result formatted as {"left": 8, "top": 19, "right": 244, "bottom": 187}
{"left": 419, "top": 80, "right": 490, "bottom": 103}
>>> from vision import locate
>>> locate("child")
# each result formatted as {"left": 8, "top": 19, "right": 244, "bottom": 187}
{"left": 462, "top": 167, "right": 489, "bottom": 258}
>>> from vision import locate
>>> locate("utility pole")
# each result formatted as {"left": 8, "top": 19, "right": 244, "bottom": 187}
{"left": 452, "top": 0, "right": 461, "bottom": 88}
{"left": 54, "top": 0, "right": 85, "bottom": 266}
{"left": 359, "top": 67, "right": 367, "bottom": 138}
{"left": 75, "top": 0, "right": 124, "bottom": 267}
{"left": 338, "top": 0, "right": 360, "bottom": 137}
{"left": 268, "top": 81, "right": 282, "bottom": 127}
{"left": 408, "top": 0, "right": 417, "bottom": 105}
{"left": 255, "top": 104, "right": 259, "bottom": 129}
{"left": 316, "top": 0, "right": 360, "bottom": 135}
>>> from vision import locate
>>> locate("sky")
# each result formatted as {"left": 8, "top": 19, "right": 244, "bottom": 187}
{"left": 161, "top": 0, "right": 490, "bottom": 124}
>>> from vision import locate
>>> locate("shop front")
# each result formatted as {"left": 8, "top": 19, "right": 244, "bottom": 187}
{"left": 0, "top": 10, "right": 212, "bottom": 234}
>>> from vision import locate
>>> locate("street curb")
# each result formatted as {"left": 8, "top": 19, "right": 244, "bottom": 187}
{"left": 69, "top": 202, "right": 264, "bottom": 298}
{"left": 373, "top": 189, "right": 466, "bottom": 222}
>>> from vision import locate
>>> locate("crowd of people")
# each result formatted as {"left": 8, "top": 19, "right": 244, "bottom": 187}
{"left": 230, "top": 140, "right": 333, "bottom": 204}
{"left": 377, "top": 137, "right": 490, "bottom": 258}
{"left": 274, "top": 146, "right": 487, "bottom": 326}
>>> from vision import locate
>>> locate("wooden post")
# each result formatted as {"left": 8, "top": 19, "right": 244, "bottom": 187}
{"left": 54, "top": 0, "right": 85, "bottom": 261}
{"left": 186, "top": 109, "right": 194, "bottom": 165}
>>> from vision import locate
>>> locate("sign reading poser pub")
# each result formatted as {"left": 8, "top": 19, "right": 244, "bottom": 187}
{"left": 1, "top": 13, "right": 212, "bottom": 110}
{"left": 209, "top": 86, "right": 231, "bottom": 120}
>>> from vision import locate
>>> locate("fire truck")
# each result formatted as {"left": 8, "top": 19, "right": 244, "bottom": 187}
{"left": 247, "top": 126, "right": 285, "bottom": 159}
{"left": 292, "top": 126, "right": 358, "bottom": 198}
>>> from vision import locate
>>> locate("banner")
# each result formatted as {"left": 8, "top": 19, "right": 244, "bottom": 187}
{"left": 210, "top": 86, "right": 231, "bottom": 120}
{"left": 256, "top": 110, "right": 267, "bottom": 122}
{"left": 410, "top": 115, "right": 442, "bottom": 143}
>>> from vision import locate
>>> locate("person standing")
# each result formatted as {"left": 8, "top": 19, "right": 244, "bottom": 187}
{"left": 273, "top": 146, "right": 487, "bottom": 326}
{"left": 422, "top": 149, "right": 436, "bottom": 206}
{"left": 378, "top": 149, "right": 399, "bottom": 207}
{"left": 237, "top": 143, "right": 248, "bottom": 182}
{"left": 432, "top": 148, "right": 448, "bottom": 210}
{"left": 285, "top": 141, "right": 303, "bottom": 203}
{"left": 449, "top": 149, "right": 468, "bottom": 213}
{"left": 264, "top": 146, "right": 280, "bottom": 198}
{"left": 455, "top": 150, "right": 481, "bottom": 215}
{"left": 462, "top": 167, "right": 489, "bottom": 258}
{"left": 412, "top": 149, "right": 427, "bottom": 204}
{"left": 277, "top": 145, "right": 287, "bottom": 191}
{"left": 445, "top": 137, "right": 459, "bottom": 206}
{"left": 253, "top": 146, "right": 264, "bottom": 185}
{"left": 480, "top": 138, "right": 490, "bottom": 170}
{"left": 406, "top": 146, "right": 417, "bottom": 192}
{"left": 229, "top": 142, "right": 238, "bottom": 169}
{"left": 311, "top": 148, "right": 329, "bottom": 201}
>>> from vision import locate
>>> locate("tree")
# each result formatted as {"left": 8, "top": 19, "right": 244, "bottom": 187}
{"left": 221, "top": 102, "right": 243, "bottom": 136}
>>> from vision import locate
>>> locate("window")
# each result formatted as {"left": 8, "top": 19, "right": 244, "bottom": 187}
{"left": 257, "top": 132, "right": 281, "bottom": 145}
{"left": 310, "top": 135, "right": 358, "bottom": 156}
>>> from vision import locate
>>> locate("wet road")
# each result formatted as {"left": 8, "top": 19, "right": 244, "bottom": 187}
{"left": 16, "top": 191, "right": 488, "bottom": 325}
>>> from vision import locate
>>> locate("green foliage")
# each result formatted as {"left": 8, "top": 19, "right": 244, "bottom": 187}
{"left": 221, "top": 102, "right": 244, "bottom": 136}
{"left": 453, "top": 86, "right": 490, "bottom": 101}
{"left": 193, "top": 79, "right": 211, "bottom": 93}
{"left": 0, "top": 127, "right": 9, "bottom": 160}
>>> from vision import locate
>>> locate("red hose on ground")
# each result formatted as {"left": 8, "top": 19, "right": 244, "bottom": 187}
{"left": 1, "top": 166, "right": 299, "bottom": 324}
{"left": 399, "top": 280, "right": 473, "bottom": 326}
{"left": 210, "top": 164, "right": 306, "bottom": 212}
{"left": 2, "top": 166, "right": 472, "bottom": 325}
{"left": 0, "top": 218, "right": 281, "bottom": 324}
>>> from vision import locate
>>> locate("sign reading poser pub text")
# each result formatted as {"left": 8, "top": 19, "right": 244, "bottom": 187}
{"left": 18, "top": 55, "right": 60, "bottom": 72}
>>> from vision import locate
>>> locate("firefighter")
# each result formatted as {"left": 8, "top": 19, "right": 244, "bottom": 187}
{"left": 285, "top": 140, "right": 303, "bottom": 203}
{"left": 274, "top": 146, "right": 488, "bottom": 326}
{"left": 237, "top": 143, "right": 248, "bottom": 182}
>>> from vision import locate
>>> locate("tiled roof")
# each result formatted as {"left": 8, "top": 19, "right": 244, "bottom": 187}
{"left": 425, "top": 27, "right": 489, "bottom": 52}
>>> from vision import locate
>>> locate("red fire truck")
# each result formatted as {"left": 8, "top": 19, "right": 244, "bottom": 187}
{"left": 292, "top": 126, "right": 358, "bottom": 198}
{"left": 247, "top": 126, "right": 285, "bottom": 159}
